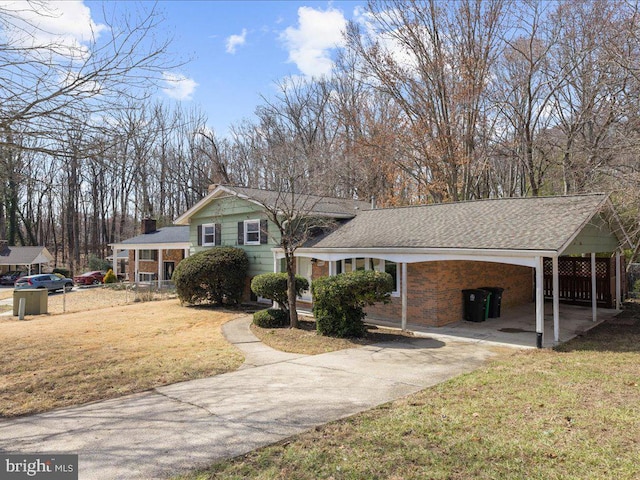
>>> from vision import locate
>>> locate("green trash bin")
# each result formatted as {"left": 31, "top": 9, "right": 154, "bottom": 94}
{"left": 13, "top": 289, "right": 48, "bottom": 316}
{"left": 479, "top": 286, "right": 504, "bottom": 318}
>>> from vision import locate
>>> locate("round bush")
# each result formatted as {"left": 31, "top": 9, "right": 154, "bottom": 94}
{"left": 173, "top": 246, "right": 249, "bottom": 305}
{"left": 312, "top": 270, "right": 393, "bottom": 338}
{"left": 253, "top": 308, "right": 289, "bottom": 328}
{"left": 250, "top": 272, "right": 309, "bottom": 312}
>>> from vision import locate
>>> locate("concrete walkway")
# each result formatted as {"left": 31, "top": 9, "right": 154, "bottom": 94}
{"left": 0, "top": 316, "right": 500, "bottom": 479}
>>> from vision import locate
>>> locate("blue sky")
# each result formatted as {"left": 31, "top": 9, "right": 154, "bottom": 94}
{"left": 90, "top": 1, "right": 365, "bottom": 135}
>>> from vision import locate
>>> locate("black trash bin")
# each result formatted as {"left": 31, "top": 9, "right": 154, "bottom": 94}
{"left": 462, "top": 289, "right": 490, "bottom": 322}
{"left": 479, "top": 287, "right": 504, "bottom": 318}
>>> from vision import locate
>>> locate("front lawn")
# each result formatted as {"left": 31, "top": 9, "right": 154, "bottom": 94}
{"left": 178, "top": 313, "right": 640, "bottom": 480}
{"left": 0, "top": 300, "right": 243, "bottom": 417}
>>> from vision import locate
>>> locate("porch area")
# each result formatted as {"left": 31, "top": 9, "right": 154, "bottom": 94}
{"left": 370, "top": 302, "right": 620, "bottom": 349}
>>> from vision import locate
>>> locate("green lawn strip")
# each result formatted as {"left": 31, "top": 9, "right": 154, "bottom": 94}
{"left": 175, "top": 318, "right": 640, "bottom": 480}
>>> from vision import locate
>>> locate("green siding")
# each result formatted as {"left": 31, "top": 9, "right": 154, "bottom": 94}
{"left": 562, "top": 214, "right": 619, "bottom": 255}
{"left": 189, "top": 195, "right": 281, "bottom": 277}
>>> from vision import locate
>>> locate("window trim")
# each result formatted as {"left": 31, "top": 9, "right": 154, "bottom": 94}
{"left": 201, "top": 223, "right": 217, "bottom": 246}
{"left": 244, "top": 219, "right": 261, "bottom": 245}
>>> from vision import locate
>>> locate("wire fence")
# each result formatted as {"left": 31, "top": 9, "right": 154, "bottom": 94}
{"left": 103, "top": 280, "right": 178, "bottom": 303}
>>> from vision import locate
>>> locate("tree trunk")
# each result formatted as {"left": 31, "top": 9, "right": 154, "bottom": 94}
{"left": 285, "top": 251, "right": 299, "bottom": 329}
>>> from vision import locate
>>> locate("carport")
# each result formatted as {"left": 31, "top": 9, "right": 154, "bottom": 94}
{"left": 289, "top": 194, "right": 632, "bottom": 348}
{"left": 0, "top": 243, "right": 54, "bottom": 275}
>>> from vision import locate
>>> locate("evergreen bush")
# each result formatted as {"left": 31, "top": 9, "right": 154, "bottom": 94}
{"left": 312, "top": 270, "right": 393, "bottom": 338}
{"left": 253, "top": 308, "right": 289, "bottom": 328}
{"left": 88, "top": 254, "right": 111, "bottom": 272}
{"left": 173, "top": 247, "right": 249, "bottom": 305}
{"left": 250, "top": 272, "right": 309, "bottom": 312}
{"left": 103, "top": 269, "right": 117, "bottom": 284}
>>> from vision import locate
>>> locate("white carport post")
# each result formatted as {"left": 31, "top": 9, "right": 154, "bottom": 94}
{"left": 401, "top": 262, "right": 408, "bottom": 331}
{"left": 157, "top": 248, "right": 163, "bottom": 282}
{"left": 134, "top": 249, "right": 139, "bottom": 283}
{"left": 591, "top": 253, "right": 597, "bottom": 322}
{"left": 616, "top": 251, "right": 622, "bottom": 311}
{"left": 273, "top": 252, "right": 280, "bottom": 309}
{"left": 552, "top": 256, "right": 560, "bottom": 344}
{"left": 112, "top": 248, "right": 118, "bottom": 276}
{"left": 535, "top": 256, "right": 544, "bottom": 349}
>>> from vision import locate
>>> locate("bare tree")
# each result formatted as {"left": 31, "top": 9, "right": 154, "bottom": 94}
{"left": 345, "top": 0, "right": 508, "bottom": 201}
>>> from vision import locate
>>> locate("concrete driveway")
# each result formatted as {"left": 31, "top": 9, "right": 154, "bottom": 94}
{"left": 0, "top": 316, "right": 500, "bottom": 479}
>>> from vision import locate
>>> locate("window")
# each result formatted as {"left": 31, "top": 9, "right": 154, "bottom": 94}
{"left": 333, "top": 257, "right": 400, "bottom": 296}
{"left": 139, "top": 272, "right": 157, "bottom": 282}
{"left": 244, "top": 220, "right": 260, "bottom": 245}
{"left": 202, "top": 223, "right": 216, "bottom": 246}
{"left": 384, "top": 261, "right": 400, "bottom": 296}
{"left": 139, "top": 250, "right": 157, "bottom": 261}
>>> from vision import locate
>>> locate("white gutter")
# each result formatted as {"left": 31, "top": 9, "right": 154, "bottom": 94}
{"left": 110, "top": 243, "right": 190, "bottom": 250}
{"left": 276, "top": 247, "right": 559, "bottom": 268}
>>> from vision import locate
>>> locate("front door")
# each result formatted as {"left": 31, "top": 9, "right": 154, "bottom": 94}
{"left": 164, "top": 262, "right": 175, "bottom": 281}
{"left": 296, "top": 257, "right": 313, "bottom": 301}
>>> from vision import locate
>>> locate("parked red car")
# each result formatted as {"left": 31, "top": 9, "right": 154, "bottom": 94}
{"left": 73, "top": 270, "right": 106, "bottom": 286}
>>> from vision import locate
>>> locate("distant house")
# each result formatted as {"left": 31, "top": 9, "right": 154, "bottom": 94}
{"left": 0, "top": 241, "right": 54, "bottom": 275}
{"left": 109, "top": 219, "right": 189, "bottom": 283}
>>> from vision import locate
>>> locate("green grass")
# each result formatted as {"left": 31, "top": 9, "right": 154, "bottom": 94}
{"left": 176, "top": 312, "right": 640, "bottom": 480}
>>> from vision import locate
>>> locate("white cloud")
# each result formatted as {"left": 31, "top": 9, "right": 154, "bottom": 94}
{"left": 280, "top": 6, "right": 347, "bottom": 78}
{"left": 161, "top": 72, "right": 198, "bottom": 101}
{"left": 225, "top": 28, "right": 247, "bottom": 54}
{"left": 0, "top": 0, "right": 106, "bottom": 59}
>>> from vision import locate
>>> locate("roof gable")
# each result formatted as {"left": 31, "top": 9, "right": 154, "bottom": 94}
{"left": 309, "top": 194, "right": 623, "bottom": 253}
{"left": 174, "top": 185, "right": 369, "bottom": 225}
{"left": 0, "top": 246, "right": 54, "bottom": 265}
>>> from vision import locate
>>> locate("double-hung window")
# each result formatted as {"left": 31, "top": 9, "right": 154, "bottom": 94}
{"left": 202, "top": 223, "right": 216, "bottom": 246}
{"left": 244, "top": 219, "right": 260, "bottom": 245}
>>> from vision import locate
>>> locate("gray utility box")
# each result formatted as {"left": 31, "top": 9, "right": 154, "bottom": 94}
{"left": 13, "top": 289, "right": 48, "bottom": 316}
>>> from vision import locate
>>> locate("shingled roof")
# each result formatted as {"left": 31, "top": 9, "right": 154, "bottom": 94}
{"left": 175, "top": 185, "right": 369, "bottom": 224}
{"left": 228, "top": 186, "right": 369, "bottom": 217}
{"left": 0, "top": 246, "right": 54, "bottom": 265}
{"left": 115, "top": 226, "right": 189, "bottom": 246}
{"left": 308, "top": 194, "right": 617, "bottom": 253}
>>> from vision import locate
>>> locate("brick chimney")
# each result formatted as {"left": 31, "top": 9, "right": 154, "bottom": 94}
{"left": 141, "top": 218, "right": 157, "bottom": 234}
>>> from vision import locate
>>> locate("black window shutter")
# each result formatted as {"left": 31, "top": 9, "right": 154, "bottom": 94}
{"left": 197, "top": 225, "right": 202, "bottom": 246}
{"left": 237, "top": 222, "right": 244, "bottom": 245}
{"left": 153, "top": 250, "right": 158, "bottom": 261}
{"left": 215, "top": 223, "right": 221, "bottom": 245}
{"left": 260, "top": 219, "right": 268, "bottom": 244}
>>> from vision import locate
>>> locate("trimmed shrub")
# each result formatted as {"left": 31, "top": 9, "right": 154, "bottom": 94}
{"left": 312, "top": 270, "right": 393, "bottom": 338}
{"left": 253, "top": 308, "right": 289, "bottom": 328}
{"left": 103, "top": 269, "right": 117, "bottom": 284}
{"left": 173, "top": 247, "right": 249, "bottom": 305}
{"left": 53, "top": 268, "right": 71, "bottom": 278}
{"left": 250, "top": 273, "right": 309, "bottom": 312}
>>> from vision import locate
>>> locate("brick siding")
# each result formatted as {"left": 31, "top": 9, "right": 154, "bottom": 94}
{"left": 127, "top": 249, "right": 185, "bottom": 281}
{"left": 361, "top": 260, "right": 533, "bottom": 327}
